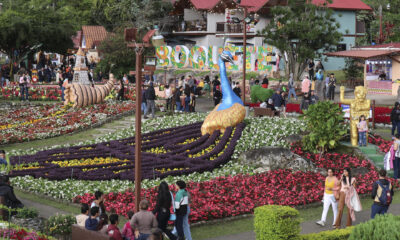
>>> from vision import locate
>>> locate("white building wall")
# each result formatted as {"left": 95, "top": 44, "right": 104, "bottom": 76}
{"left": 207, "top": 13, "right": 225, "bottom": 32}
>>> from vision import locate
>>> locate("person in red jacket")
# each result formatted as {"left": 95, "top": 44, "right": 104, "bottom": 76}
{"left": 107, "top": 214, "right": 123, "bottom": 240}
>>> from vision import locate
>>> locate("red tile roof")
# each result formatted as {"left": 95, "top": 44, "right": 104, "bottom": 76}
{"left": 240, "top": 0, "right": 269, "bottom": 12}
{"left": 190, "top": 0, "right": 219, "bottom": 10}
{"left": 82, "top": 26, "right": 109, "bottom": 49}
{"left": 325, "top": 49, "right": 400, "bottom": 59}
{"left": 312, "top": 0, "right": 372, "bottom": 11}
{"left": 359, "top": 43, "right": 400, "bottom": 49}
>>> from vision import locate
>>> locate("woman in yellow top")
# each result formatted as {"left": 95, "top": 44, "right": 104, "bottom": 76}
{"left": 316, "top": 168, "right": 339, "bottom": 227}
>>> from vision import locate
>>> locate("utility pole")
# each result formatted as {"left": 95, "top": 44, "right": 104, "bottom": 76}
{"left": 379, "top": 5, "right": 383, "bottom": 44}
{"left": 242, "top": 7, "right": 247, "bottom": 104}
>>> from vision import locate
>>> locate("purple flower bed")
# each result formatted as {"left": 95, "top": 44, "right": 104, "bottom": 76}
{"left": 9, "top": 122, "right": 245, "bottom": 181}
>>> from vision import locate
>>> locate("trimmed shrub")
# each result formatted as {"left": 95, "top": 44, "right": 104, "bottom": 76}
{"left": 254, "top": 205, "right": 301, "bottom": 240}
{"left": 349, "top": 214, "right": 400, "bottom": 240}
{"left": 301, "top": 227, "right": 353, "bottom": 240}
{"left": 250, "top": 85, "right": 274, "bottom": 103}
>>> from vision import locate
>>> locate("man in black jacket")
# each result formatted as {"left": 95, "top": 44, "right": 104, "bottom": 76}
{"left": 0, "top": 175, "right": 23, "bottom": 209}
{"left": 144, "top": 82, "right": 156, "bottom": 119}
{"left": 371, "top": 169, "right": 394, "bottom": 219}
{"left": 391, "top": 102, "right": 400, "bottom": 137}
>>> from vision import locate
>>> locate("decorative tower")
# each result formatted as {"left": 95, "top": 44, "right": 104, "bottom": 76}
{"left": 72, "top": 47, "right": 90, "bottom": 85}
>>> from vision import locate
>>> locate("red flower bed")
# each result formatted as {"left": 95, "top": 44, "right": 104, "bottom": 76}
{"left": 74, "top": 145, "right": 382, "bottom": 223}
{"left": 369, "top": 134, "right": 392, "bottom": 153}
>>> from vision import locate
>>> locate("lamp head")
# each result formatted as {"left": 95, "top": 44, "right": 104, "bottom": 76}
{"left": 221, "top": 51, "right": 234, "bottom": 64}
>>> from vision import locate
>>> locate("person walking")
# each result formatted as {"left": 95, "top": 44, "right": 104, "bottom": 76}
{"left": 371, "top": 169, "right": 394, "bottom": 219}
{"left": 184, "top": 84, "right": 191, "bottom": 112}
{"left": 153, "top": 181, "right": 177, "bottom": 240}
{"left": 393, "top": 134, "right": 400, "bottom": 179}
{"left": 327, "top": 73, "right": 336, "bottom": 101}
{"left": 333, "top": 168, "right": 356, "bottom": 229}
{"left": 390, "top": 102, "right": 400, "bottom": 137}
{"left": 19, "top": 74, "right": 27, "bottom": 101}
{"left": 315, "top": 69, "right": 324, "bottom": 99}
{"left": 316, "top": 168, "right": 339, "bottom": 227}
{"left": 288, "top": 73, "right": 297, "bottom": 101}
{"left": 175, "top": 86, "right": 183, "bottom": 112}
{"left": 144, "top": 82, "right": 156, "bottom": 119}
{"left": 174, "top": 180, "right": 189, "bottom": 240}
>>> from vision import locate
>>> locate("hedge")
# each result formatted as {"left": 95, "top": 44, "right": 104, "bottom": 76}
{"left": 301, "top": 227, "right": 353, "bottom": 240}
{"left": 254, "top": 205, "right": 301, "bottom": 240}
{"left": 349, "top": 214, "right": 400, "bottom": 240}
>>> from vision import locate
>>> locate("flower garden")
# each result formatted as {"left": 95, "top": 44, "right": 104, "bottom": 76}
{"left": 0, "top": 84, "right": 136, "bottom": 101}
{"left": 5, "top": 108, "right": 391, "bottom": 225}
{"left": 0, "top": 101, "right": 135, "bottom": 145}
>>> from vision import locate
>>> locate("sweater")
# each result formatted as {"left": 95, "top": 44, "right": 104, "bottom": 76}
{"left": 174, "top": 189, "right": 189, "bottom": 216}
{"left": 107, "top": 224, "right": 123, "bottom": 240}
{"left": 85, "top": 217, "right": 98, "bottom": 231}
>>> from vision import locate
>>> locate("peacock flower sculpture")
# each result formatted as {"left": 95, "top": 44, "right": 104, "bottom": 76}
{"left": 64, "top": 73, "right": 116, "bottom": 108}
{"left": 201, "top": 51, "right": 246, "bottom": 135}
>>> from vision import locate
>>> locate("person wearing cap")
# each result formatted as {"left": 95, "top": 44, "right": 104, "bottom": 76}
{"left": 0, "top": 150, "right": 8, "bottom": 166}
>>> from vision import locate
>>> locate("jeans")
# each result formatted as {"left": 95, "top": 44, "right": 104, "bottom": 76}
{"left": 156, "top": 210, "right": 176, "bottom": 240}
{"left": 0, "top": 77, "right": 4, "bottom": 87}
{"left": 137, "top": 233, "right": 150, "bottom": 240}
{"left": 392, "top": 121, "right": 397, "bottom": 136}
{"left": 184, "top": 97, "right": 190, "bottom": 112}
{"left": 358, "top": 131, "right": 367, "bottom": 146}
{"left": 320, "top": 193, "right": 338, "bottom": 224}
{"left": 371, "top": 203, "right": 389, "bottom": 219}
{"left": 141, "top": 102, "right": 147, "bottom": 113}
{"left": 25, "top": 87, "right": 29, "bottom": 100}
{"left": 183, "top": 207, "right": 192, "bottom": 240}
{"left": 175, "top": 215, "right": 185, "bottom": 239}
{"left": 61, "top": 86, "right": 65, "bottom": 101}
{"left": 397, "top": 121, "right": 400, "bottom": 136}
{"left": 145, "top": 100, "right": 155, "bottom": 118}
{"left": 176, "top": 101, "right": 184, "bottom": 111}
{"left": 394, "top": 157, "right": 400, "bottom": 179}
{"left": 288, "top": 88, "right": 297, "bottom": 100}
{"left": 20, "top": 85, "right": 25, "bottom": 100}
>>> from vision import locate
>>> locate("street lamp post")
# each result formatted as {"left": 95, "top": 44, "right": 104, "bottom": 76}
{"left": 242, "top": 7, "right": 247, "bottom": 104}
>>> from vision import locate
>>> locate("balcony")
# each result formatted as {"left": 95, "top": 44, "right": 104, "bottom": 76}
{"left": 215, "top": 22, "right": 256, "bottom": 36}
{"left": 171, "top": 20, "right": 207, "bottom": 36}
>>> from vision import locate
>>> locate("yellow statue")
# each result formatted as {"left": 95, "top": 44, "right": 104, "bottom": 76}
{"left": 340, "top": 86, "right": 371, "bottom": 146}
{"left": 201, "top": 51, "right": 246, "bottom": 135}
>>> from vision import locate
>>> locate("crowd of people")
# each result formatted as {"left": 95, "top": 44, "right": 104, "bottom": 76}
{"left": 76, "top": 180, "right": 191, "bottom": 240}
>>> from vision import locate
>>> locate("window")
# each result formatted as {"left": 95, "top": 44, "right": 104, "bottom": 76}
{"left": 337, "top": 44, "right": 346, "bottom": 51}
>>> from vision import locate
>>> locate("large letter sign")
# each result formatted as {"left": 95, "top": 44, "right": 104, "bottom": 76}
{"left": 156, "top": 45, "right": 277, "bottom": 72}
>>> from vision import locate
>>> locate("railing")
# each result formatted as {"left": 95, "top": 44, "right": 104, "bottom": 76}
{"left": 215, "top": 22, "right": 255, "bottom": 34}
{"left": 172, "top": 21, "right": 207, "bottom": 32}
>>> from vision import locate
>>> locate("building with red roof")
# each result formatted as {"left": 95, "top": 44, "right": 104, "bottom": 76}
{"left": 163, "top": 0, "right": 372, "bottom": 70}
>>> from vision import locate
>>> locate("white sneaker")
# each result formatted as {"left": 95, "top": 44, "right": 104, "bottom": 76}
{"left": 316, "top": 220, "right": 325, "bottom": 226}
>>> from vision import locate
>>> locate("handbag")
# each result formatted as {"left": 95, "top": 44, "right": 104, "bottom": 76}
{"left": 169, "top": 191, "right": 176, "bottom": 221}
{"left": 333, "top": 179, "right": 340, "bottom": 201}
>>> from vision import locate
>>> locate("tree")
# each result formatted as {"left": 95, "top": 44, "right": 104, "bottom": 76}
{"left": 0, "top": 0, "right": 75, "bottom": 74}
{"left": 359, "top": 0, "right": 400, "bottom": 44}
{"left": 260, "top": 0, "right": 342, "bottom": 81}
{"left": 343, "top": 58, "right": 363, "bottom": 82}
{"left": 96, "top": 33, "right": 136, "bottom": 79}
{"left": 92, "top": 0, "right": 173, "bottom": 31}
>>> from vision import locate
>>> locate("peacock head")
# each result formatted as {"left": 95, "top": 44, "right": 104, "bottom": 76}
{"left": 220, "top": 51, "right": 234, "bottom": 64}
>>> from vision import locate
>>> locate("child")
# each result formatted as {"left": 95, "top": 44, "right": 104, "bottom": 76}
{"left": 122, "top": 211, "right": 134, "bottom": 240}
{"left": 357, "top": 115, "right": 368, "bottom": 146}
{"left": 107, "top": 214, "right": 123, "bottom": 240}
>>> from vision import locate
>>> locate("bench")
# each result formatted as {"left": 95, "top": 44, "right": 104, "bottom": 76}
{"left": 72, "top": 224, "right": 113, "bottom": 240}
{"left": 253, "top": 107, "right": 280, "bottom": 117}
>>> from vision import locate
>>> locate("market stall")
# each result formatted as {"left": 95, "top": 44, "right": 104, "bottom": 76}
{"left": 326, "top": 43, "right": 400, "bottom": 95}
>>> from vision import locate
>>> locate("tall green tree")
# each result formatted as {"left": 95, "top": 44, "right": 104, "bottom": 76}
{"left": 359, "top": 0, "right": 400, "bottom": 44}
{"left": 92, "top": 0, "right": 173, "bottom": 31}
{"left": 260, "top": 0, "right": 342, "bottom": 81}
{"left": 0, "top": 0, "right": 76, "bottom": 74}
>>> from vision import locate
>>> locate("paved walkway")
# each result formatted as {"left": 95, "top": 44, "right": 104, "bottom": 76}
{"left": 18, "top": 198, "right": 70, "bottom": 219}
{"left": 206, "top": 203, "right": 400, "bottom": 240}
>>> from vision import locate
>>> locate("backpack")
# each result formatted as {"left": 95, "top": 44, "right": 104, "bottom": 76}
{"left": 377, "top": 181, "right": 392, "bottom": 205}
